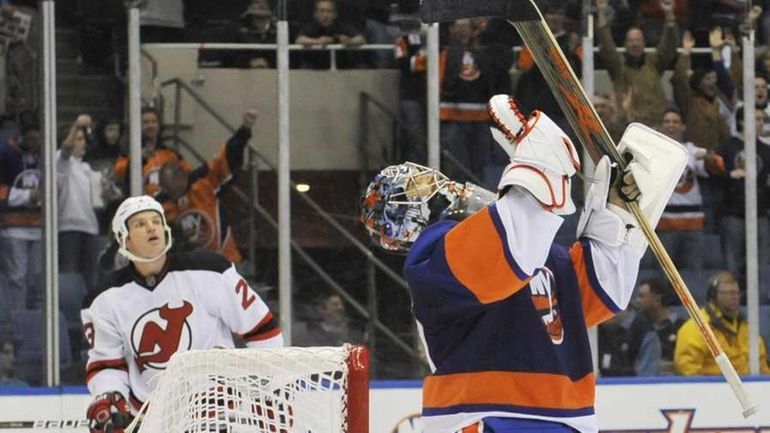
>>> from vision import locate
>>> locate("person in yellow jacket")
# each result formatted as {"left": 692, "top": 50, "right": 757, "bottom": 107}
{"left": 674, "top": 271, "right": 770, "bottom": 375}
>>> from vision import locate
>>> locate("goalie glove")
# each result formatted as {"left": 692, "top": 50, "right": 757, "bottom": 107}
{"left": 576, "top": 155, "right": 641, "bottom": 249}
{"left": 86, "top": 391, "right": 134, "bottom": 433}
{"left": 577, "top": 123, "right": 688, "bottom": 256}
{"left": 488, "top": 94, "right": 581, "bottom": 215}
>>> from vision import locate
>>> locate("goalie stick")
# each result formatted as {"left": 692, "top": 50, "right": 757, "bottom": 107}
{"left": 421, "top": 0, "right": 759, "bottom": 418}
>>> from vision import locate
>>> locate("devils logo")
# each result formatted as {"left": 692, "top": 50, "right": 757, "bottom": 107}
{"left": 131, "top": 301, "right": 194, "bottom": 372}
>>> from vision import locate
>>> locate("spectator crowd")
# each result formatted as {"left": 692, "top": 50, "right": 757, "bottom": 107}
{"left": 2, "top": 0, "right": 770, "bottom": 385}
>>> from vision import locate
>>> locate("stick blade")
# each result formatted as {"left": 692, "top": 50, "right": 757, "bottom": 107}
{"left": 421, "top": 0, "right": 540, "bottom": 23}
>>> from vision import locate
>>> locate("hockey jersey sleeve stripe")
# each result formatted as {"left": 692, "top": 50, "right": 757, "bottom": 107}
{"left": 85, "top": 358, "right": 128, "bottom": 383}
{"left": 240, "top": 312, "right": 281, "bottom": 341}
{"left": 569, "top": 240, "right": 620, "bottom": 327}
{"left": 244, "top": 326, "right": 282, "bottom": 342}
{"left": 423, "top": 370, "right": 595, "bottom": 411}
{"left": 444, "top": 207, "right": 530, "bottom": 304}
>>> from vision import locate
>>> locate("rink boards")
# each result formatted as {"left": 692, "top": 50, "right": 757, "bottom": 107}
{"left": 1, "top": 378, "right": 769, "bottom": 432}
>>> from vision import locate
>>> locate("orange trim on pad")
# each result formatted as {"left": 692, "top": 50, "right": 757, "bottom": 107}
{"left": 424, "top": 370, "right": 595, "bottom": 410}
{"left": 569, "top": 242, "right": 614, "bottom": 328}
{"left": 445, "top": 208, "right": 530, "bottom": 304}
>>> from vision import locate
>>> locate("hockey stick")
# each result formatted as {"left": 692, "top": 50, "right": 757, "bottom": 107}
{"left": 421, "top": 0, "right": 759, "bottom": 418}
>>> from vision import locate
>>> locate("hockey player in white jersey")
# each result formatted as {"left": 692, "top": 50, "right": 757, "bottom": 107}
{"left": 360, "top": 94, "right": 687, "bottom": 432}
{"left": 81, "top": 196, "right": 283, "bottom": 433}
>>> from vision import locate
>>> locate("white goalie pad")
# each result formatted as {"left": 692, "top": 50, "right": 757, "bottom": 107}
{"left": 618, "top": 122, "right": 688, "bottom": 228}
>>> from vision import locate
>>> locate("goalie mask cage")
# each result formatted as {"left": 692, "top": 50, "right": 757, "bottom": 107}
{"left": 135, "top": 345, "right": 369, "bottom": 433}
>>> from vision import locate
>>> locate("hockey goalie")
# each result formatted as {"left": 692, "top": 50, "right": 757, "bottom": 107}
{"left": 360, "top": 94, "right": 686, "bottom": 433}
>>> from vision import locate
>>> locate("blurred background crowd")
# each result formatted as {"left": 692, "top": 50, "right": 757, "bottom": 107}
{"left": 0, "top": 0, "right": 769, "bottom": 386}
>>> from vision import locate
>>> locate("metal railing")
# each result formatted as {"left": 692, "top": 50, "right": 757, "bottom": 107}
{"left": 161, "top": 77, "right": 427, "bottom": 370}
{"left": 358, "top": 91, "right": 484, "bottom": 185}
{"left": 145, "top": 42, "right": 394, "bottom": 71}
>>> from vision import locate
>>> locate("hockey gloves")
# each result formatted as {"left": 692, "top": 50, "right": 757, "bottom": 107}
{"left": 86, "top": 391, "right": 134, "bottom": 433}
{"left": 489, "top": 94, "right": 581, "bottom": 215}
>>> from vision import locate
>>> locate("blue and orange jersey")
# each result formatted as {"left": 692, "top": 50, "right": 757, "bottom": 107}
{"left": 0, "top": 141, "right": 41, "bottom": 228}
{"left": 160, "top": 126, "right": 250, "bottom": 264}
{"left": 114, "top": 145, "right": 192, "bottom": 197}
{"left": 405, "top": 197, "right": 633, "bottom": 433}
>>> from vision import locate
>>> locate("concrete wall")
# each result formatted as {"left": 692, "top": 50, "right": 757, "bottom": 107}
{"left": 143, "top": 46, "right": 399, "bottom": 171}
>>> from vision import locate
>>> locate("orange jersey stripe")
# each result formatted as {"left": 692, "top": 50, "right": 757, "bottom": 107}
{"left": 656, "top": 216, "right": 705, "bottom": 231}
{"left": 439, "top": 107, "right": 490, "bottom": 122}
{"left": 0, "top": 212, "right": 42, "bottom": 227}
{"left": 570, "top": 242, "right": 614, "bottom": 328}
{"left": 445, "top": 208, "right": 530, "bottom": 304}
{"left": 423, "top": 370, "right": 595, "bottom": 410}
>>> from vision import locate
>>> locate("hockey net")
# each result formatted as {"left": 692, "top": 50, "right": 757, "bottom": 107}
{"left": 134, "top": 345, "right": 369, "bottom": 433}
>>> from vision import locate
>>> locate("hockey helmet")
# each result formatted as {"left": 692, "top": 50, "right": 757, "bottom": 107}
{"left": 111, "top": 195, "right": 173, "bottom": 263}
{"left": 360, "top": 162, "right": 496, "bottom": 254}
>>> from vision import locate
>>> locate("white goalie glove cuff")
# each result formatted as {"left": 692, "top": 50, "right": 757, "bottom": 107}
{"left": 577, "top": 156, "right": 645, "bottom": 254}
{"left": 579, "top": 204, "right": 647, "bottom": 254}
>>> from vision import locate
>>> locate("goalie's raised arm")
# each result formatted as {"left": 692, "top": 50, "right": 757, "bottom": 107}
{"left": 572, "top": 124, "right": 686, "bottom": 327}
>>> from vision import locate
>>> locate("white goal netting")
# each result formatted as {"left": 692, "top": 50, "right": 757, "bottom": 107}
{"left": 135, "top": 345, "right": 369, "bottom": 433}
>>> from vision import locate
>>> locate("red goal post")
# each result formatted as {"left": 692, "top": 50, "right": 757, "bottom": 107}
{"left": 130, "top": 345, "right": 370, "bottom": 433}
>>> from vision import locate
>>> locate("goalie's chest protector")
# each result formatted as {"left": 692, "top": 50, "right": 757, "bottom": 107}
{"left": 83, "top": 252, "right": 273, "bottom": 405}
{"left": 405, "top": 217, "right": 598, "bottom": 433}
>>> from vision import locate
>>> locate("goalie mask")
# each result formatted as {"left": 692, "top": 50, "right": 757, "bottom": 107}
{"left": 489, "top": 94, "right": 581, "bottom": 215}
{"left": 360, "top": 162, "right": 495, "bottom": 254}
{"left": 112, "top": 195, "right": 173, "bottom": 263}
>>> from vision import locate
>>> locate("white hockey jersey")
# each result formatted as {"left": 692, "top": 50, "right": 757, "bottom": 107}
{"left": 81, "top": 251, "right": 283, "bottom": 410}
{"left": 658, "top": 142, "right": 709, "bottom": 231}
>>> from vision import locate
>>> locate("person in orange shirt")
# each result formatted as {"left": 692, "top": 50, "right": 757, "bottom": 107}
{"left": 156, "top": 109, "right": 257, "bottom": 264}
{"left": 113, "top": 107, "right": 191, "bottom": 196}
